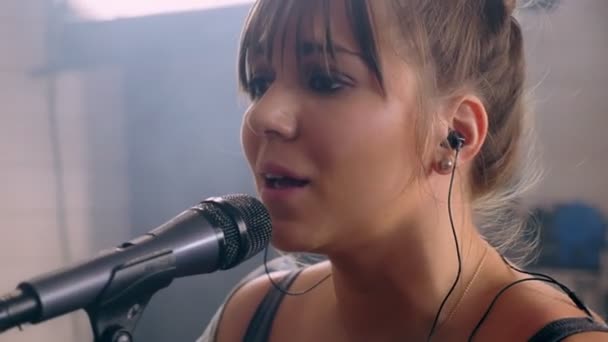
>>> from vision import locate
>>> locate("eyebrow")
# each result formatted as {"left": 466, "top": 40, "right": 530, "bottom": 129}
{"left": 299, "top": 41, "right": 362, "bottom": 58}
{"left": 250, "top": 40, "right": 363, "bottom": 59}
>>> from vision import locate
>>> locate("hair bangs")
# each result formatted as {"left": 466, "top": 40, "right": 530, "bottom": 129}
{"left": 237, "top": 0, "right": 384, "bottom": 94}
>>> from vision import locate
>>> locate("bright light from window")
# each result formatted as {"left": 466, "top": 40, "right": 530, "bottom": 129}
{"left": 71, "top": 0, "right": 255, "bottom": 21}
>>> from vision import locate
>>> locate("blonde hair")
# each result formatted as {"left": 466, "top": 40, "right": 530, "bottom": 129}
{"left": 238, "top": 0, "right": 542, "bottom": 264}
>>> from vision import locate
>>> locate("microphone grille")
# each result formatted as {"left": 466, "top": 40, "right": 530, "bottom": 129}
{"left": 200, "top": 194, "right": 272, "bottom": 269}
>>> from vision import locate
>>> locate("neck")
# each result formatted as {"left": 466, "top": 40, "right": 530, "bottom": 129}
{"left": 324, "top": 204, "right": 490, "bottom": 340}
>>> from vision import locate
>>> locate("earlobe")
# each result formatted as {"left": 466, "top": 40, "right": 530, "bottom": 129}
{"left": 435, "top": 157, "right": 455, "bottom": 175}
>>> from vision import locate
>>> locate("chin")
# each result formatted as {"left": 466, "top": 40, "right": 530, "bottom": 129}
{"left": 269, "top": 219, "right": 321, "bottom": 253}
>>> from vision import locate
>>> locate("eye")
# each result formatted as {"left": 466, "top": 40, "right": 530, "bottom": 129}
{"left": 308, "top": 72, "right": 346, "bottom": 94}
{"left": 247, "top": 75, "right": 273, "bottom": 99}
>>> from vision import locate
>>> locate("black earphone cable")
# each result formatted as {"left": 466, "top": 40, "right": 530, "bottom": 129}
{"left": 467, "top": 276, "right": 567, "bottom": 341}
{"left": 431, "top": 131, "right": 594, "bottom": 341}
{"left": 263, "top": 243, "right": 332, "bottom": 296}
{"left": 501, "top": 259, "right": 592, "bottom": 317}
{"left": 427, "top": 148, "right": 462, "bottom": 341}
{"left": 502, "top": 255, "right": 592, "bottom": 317}
{"left": 467, "top": 271, "right": 594, "bottom": 341}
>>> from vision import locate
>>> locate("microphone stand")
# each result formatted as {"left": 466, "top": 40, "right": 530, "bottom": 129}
{"left": 84, "top": 250, "right": 177, "bottom": 342}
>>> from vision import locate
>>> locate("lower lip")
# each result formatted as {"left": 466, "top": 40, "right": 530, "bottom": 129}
{"left": 261, "top": 184, "right": 310, "bottom": 202}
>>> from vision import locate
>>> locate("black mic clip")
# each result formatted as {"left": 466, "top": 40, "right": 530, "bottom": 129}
{"left": 82, "top": 249, "right": 177, "bottom": 342}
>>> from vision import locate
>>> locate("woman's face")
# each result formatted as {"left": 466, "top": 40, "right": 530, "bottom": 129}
{"left": 241, "top": 1, "right": 427, "bottom": 254}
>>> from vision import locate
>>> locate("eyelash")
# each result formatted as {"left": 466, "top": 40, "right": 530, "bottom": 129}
{"left": 308, "top": 71, "right": 347, "bottom": 94}
{"left": 247, "top": 75, "right": 271, "bottom": 99}
{"left": 247, "top": 69, "right": 351, "bottom": 100}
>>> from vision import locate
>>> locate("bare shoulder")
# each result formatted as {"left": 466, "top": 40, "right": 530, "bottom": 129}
{"left": 215, "top": 270, "right": 288, "bottom": 342}
{"left": 216, "top": 260, "right": 333, "bottom": 342}
{"left": 562, "top": 332, "right": 608, "bottom": 341}
{"left": 474, "top": 275, "right": 604, "bottom": 341}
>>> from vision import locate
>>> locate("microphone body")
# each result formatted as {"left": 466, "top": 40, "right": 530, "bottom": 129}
{"left": 0, "top": 194, "right": 271, "bottom": 333}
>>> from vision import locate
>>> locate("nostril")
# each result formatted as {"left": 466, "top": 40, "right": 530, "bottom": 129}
{"left": 244, "top": 96, "right": 300, "bottom": 140}
{"left": 256, "top": 112, "right": 299, "bottom": 140}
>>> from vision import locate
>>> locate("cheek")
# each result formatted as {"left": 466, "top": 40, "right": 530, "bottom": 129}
{"left": 240, "top": 120, "right": 258, "bottom": 167}
{"left": 347, "top": 136, "right": 413, "bottom": 198}
{"left": 312, "top": 112, "right": 415, "bottom": 199}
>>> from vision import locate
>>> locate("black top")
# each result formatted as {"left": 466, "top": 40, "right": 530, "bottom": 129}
{"left": 243, "top": 271, "right": 608, "bottom": 342}
{"left": 243, "top": 270, "right": 303, "bottom": 342}
{"left": 529, "top": 317, "right": 608, "bottom": 342}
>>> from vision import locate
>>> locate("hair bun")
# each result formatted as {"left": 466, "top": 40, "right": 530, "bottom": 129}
{"left": 485, "top": 0, "right": 514, "bottom": 33}
{"left": 504, "top": 0, "right": 517, "bottom": 15}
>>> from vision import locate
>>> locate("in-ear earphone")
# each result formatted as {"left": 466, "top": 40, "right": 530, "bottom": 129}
{"left": 438, "top": 130, "right": 465, "bottom": 174}
{"left": 447, "top": 129, "right": 466, "bottom": 151}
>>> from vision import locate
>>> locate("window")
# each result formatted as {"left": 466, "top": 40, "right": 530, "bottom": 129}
{"left": 70, "top": 0, "right": 254, "bottom": 21}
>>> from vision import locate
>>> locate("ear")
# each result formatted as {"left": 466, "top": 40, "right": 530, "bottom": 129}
{"left": 448, "top": 96, "right": 488, "bottom": 163}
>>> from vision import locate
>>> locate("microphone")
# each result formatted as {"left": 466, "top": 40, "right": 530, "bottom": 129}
{"left": 0, "top": 194, "right": 272, "bottom": 335}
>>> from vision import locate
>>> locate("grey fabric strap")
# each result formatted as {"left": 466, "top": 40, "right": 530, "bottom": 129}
{"left": 243, "top": 270, "right": 303, "bottom": 342}
{"left": 529, "top": 317, "right": 608, "bottom": 342}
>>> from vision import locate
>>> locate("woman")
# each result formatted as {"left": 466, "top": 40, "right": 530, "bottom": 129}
{"left": 200, "top": 0, "right": 608, "bottom": 341}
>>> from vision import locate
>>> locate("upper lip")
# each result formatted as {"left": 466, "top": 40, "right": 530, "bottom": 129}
{"left": 258, "top": 162, "right": 310, "bottom": 181}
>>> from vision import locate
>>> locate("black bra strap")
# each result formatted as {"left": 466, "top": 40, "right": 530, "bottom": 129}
{"left": 529, "top": 317, "right": 608, "bottom": 342}
{"left": 243, "top": 270, "right": 303, "bottom": 342}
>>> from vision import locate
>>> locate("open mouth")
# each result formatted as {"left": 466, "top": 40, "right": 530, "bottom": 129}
{"left": 263, "top": 174, "right": 310, "bottom": 189}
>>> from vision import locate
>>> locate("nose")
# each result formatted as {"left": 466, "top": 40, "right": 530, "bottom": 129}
{"left": 244, "top": 87, "right": 300, "bottom": 141}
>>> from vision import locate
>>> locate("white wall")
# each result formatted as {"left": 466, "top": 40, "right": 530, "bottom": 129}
{"left": 522, "top": 0, "right": 608, "bottom": 212}
{"left": 0, "top": 1, "right": 606, "bottom": 341}
{"left": 0, "top": 2, "right": 129, "bottom": 341}
{"left": 517, "top": 0, "right": 608, "bottom": 316}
